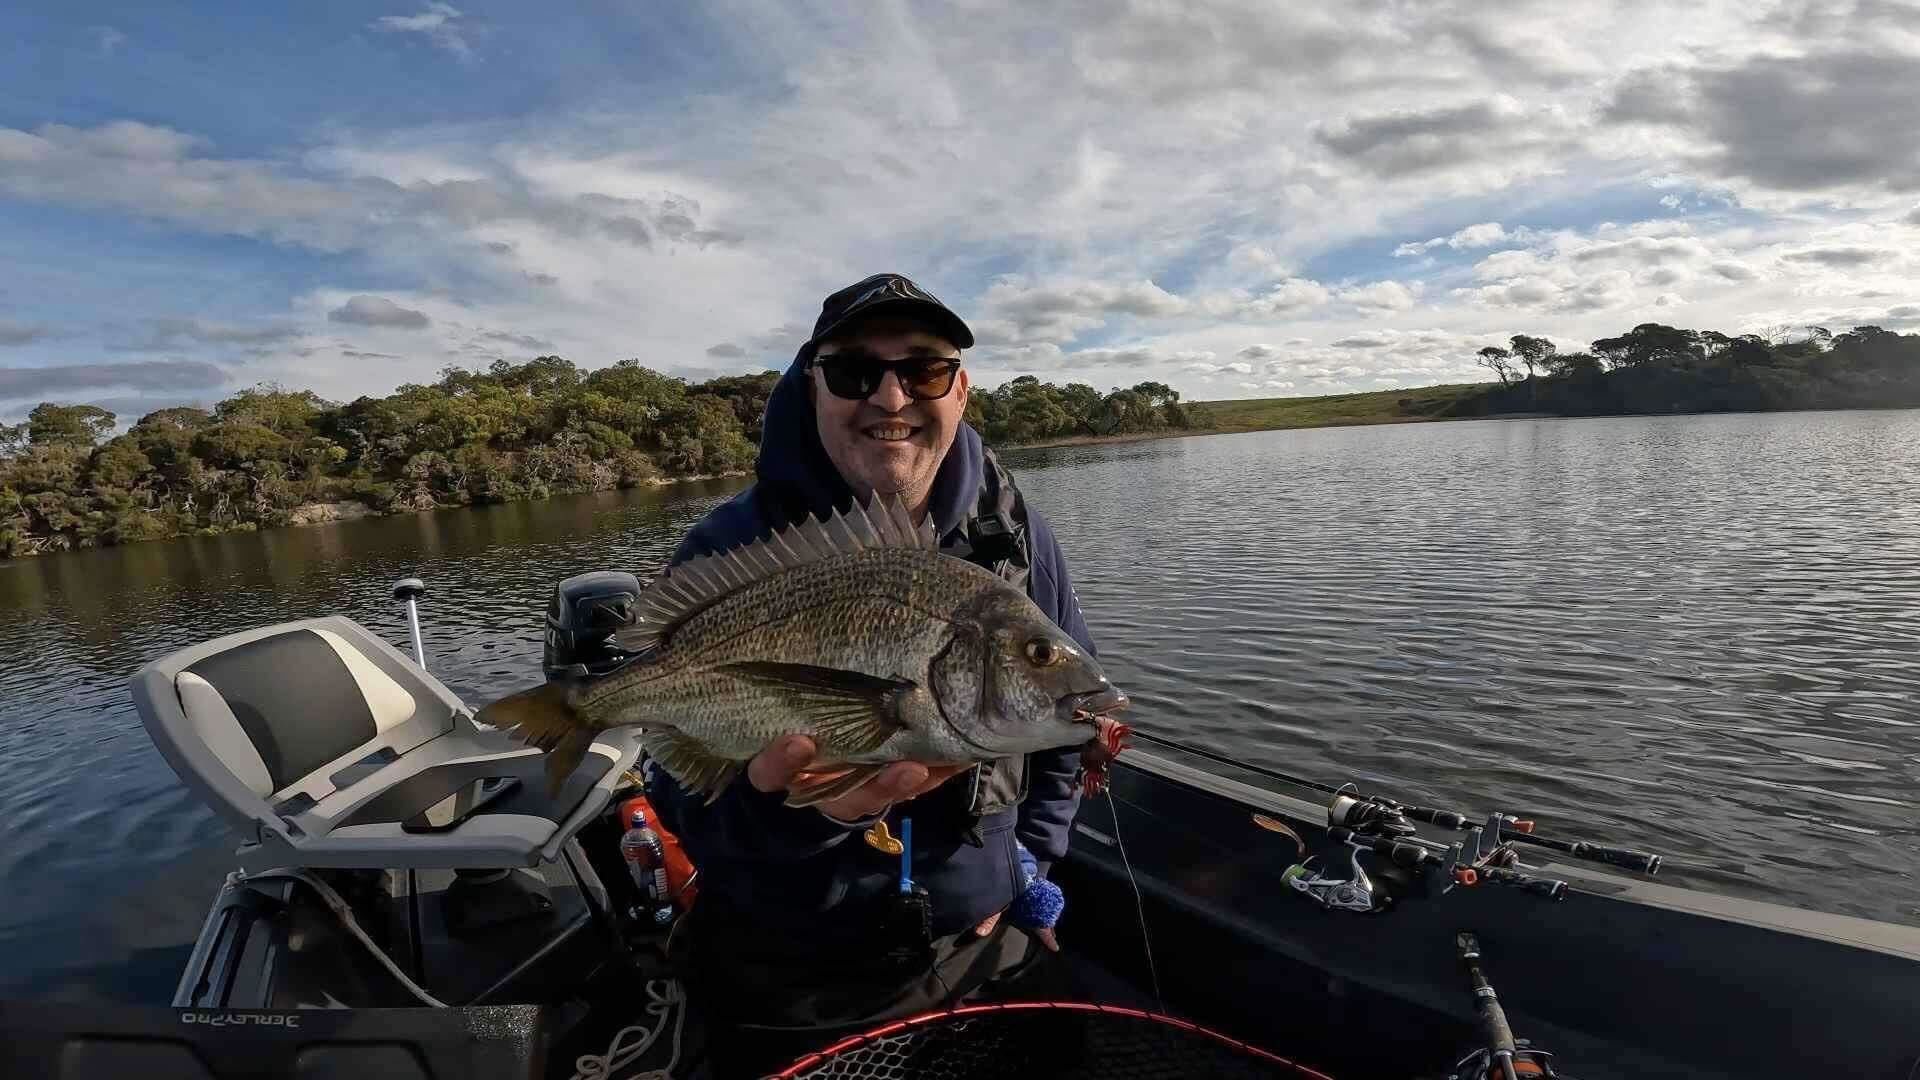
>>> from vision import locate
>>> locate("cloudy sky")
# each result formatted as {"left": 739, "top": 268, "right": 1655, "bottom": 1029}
{"left": 4, "top": 1, "right": 1920, "bottom": 421}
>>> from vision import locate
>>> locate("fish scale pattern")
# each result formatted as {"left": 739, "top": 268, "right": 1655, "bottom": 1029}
{"left": 777, "top": 1006, "right": 1328, "bottom": 1080}
{"left": 601, "top": 550, "right": 994, "bottom": 762}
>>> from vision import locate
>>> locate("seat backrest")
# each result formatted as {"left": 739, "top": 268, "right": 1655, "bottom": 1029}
{"left": 133, "top": 617, "right": 462, "bottom": 839}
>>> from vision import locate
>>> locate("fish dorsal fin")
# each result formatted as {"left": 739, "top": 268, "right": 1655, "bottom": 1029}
{"left": 616, "top": 494, "right": 937, "bottom": 653}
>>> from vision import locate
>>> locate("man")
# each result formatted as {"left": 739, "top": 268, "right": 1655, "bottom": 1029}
{"left": 646, "top": 273, "right": 1097, "bottom": 1076}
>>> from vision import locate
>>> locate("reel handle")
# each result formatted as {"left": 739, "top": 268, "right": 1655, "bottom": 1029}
{"left": 1479, "top": 866, "right": 1567, "bottom": 901}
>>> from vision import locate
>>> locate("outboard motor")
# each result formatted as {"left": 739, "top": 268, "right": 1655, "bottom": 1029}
{"left": 544, "top": 570, "right": 644, "bottom": 679}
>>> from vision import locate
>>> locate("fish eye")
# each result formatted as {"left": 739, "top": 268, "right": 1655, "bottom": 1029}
{"left": 1024, "top": 638, "right": 1062, "bottom": 667}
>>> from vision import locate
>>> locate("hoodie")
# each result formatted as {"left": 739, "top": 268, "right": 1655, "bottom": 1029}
{"left": 644, "top": 353, "right": 1092, "bottom": 942}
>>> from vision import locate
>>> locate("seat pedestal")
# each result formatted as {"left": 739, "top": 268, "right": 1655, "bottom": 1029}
{"left": 443, "top": 868, "right": 555, "bottom": 937}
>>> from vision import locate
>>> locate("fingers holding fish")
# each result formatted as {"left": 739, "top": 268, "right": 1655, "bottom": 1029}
{"left": 748, "top": 734, "right": 968, "bottom": 820}
{"left": 746, "top": 734, "right": 818, "bottom": 793}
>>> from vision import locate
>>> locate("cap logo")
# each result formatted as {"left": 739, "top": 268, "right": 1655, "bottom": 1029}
{"left": 851, "top": 277, "right": 934, "bottom": 309}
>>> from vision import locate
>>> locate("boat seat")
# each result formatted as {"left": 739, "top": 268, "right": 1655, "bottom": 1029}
{"left": 130, "top": 616, "right": 639, "bottom": 872}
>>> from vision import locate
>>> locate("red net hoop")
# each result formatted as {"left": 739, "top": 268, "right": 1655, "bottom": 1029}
{"left": 770, "top": 1001, "right": 1336, "bottom": 1080}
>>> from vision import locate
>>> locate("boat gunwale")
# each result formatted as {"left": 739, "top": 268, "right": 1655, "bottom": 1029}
{"left": 1115, "top": 746, "right": 1920, "bottom": 962}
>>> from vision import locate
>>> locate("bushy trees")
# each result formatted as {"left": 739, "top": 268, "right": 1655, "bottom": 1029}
{"left": 0, "top": 358, "right": 781, "bottom": 558}
{"left": 965, "top": 377, "right": 1191, "bottom": 444}
{"left": 1459, "top": 323, "right": 1920, "bottom": 418}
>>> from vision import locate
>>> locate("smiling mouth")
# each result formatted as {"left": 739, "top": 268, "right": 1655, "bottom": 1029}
{"left": 863, "top": 422, "right": 920, "bottom": 442}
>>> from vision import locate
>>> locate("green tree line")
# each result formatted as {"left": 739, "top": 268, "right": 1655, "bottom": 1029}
{"left": 964, "top": 377, "right": 1191, "bottom": 443}
{"left": 0, "top": 356, "right": 776, "bottom": 558}
{"left": 1462, "top": 323, "right": 1920, "bottom": 417}
{"left": 7, "top": 321, "right": 1910, "bottom": 559}
{"left": 0, "top": 352, "right": 1193, "bottom": 558}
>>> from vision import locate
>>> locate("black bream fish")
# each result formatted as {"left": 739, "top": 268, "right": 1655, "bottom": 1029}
{"left": 477, "top": 497, "right": 1128, "bottom": 805}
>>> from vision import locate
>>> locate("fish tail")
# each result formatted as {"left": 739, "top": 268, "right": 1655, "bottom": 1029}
{"left": 476, "top": 681, "right": 592, "bottom": 797}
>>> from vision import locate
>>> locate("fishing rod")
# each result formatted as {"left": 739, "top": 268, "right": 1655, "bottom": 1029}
{"left": 1447, "top": 933, "right": 1560, "bottom": 1080}
{"left": 1123, "top": 727, "right": 1661, "bottom": 914}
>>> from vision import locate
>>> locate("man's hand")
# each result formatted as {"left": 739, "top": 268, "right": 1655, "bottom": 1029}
{"left": 748, "top": 734, "right": 966, "bottom": 822}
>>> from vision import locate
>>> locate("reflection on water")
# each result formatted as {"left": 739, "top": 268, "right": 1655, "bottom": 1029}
{"left": 3, "top": 410, "right": 1919, "bottom": 1002}
{"left": 0, "top": 480, "right": 746, "bottom": 1002}
{"left": 1003, "top": 410, "right": 1920, "bottom": 918}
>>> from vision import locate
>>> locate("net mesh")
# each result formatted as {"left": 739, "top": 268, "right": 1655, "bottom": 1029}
{"left": 773, "top": 1002, "right": 1332, "bottom": 1080}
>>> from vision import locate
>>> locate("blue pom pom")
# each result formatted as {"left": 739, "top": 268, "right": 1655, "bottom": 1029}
{"left": 1016, "top": 842, "right": 1040, "bottom": 883}
{"left": 1010, "top": 877, "right": 1065, "bottom": 930}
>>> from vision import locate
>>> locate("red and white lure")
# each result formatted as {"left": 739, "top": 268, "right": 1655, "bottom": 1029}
{"left": 1077, "top": 716, "right": 1134, "bottom": 797}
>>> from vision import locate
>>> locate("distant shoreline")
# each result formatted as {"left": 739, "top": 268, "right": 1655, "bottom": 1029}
{"left": 10, "top": 317, "right": 1918, "bottom": 562}
{"left": 279, "top": 468, "right": 752, "bottom": 531}
{"left": 0, "top": 469, "right": 752, "bottom": 561}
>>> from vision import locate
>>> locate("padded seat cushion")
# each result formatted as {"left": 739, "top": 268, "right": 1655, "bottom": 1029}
{"left": 182, "top": 628, "right": 429, "bottom": 795}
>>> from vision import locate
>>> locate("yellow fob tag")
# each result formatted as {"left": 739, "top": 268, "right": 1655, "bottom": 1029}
{"left": 864, "top": 820, "right": 904, "bottom": 855}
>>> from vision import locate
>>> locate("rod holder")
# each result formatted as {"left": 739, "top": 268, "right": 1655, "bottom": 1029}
{"left": 391, "top": 577, "right": 427, "bottom": 668}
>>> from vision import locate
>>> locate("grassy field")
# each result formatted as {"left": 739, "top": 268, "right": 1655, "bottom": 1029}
{"left": 1187, "top": 382, "right": 1493, "bottom": 433}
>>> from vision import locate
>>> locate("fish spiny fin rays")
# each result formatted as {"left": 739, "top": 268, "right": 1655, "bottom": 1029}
{"left": 615, "top": 495, "right": 938, "bottom": 653}
{"left": 785, "top": 763, "right": 887, "bottom": 808}
{"left": 715, "top": 661, "right": 910, "bottom": 755}
{"left": 641, "top": 727, "right": 740, "bottom": 804}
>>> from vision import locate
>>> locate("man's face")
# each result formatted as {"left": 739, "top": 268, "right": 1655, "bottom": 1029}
{"left": 810, "top": 316, "right": 970, "bottom": 512}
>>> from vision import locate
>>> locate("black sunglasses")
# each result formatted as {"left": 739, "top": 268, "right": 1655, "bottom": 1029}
{"left": 811, "top": 350, "right": 962, "bottom": 401}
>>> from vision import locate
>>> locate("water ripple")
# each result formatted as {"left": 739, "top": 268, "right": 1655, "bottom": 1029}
{"left": 4, "top": 413, "right": 1920, "bottom": 1002}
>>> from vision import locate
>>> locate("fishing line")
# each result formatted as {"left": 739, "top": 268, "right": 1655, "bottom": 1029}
{"left": 1105, "top": 787, "right": 1164, "bottom": 1014}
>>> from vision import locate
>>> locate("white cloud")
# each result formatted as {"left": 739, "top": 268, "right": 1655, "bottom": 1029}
{"left": 6, "top": 3, "right": 1920, "bottom": 403}
{"left": 0, "top": 321, "right": 50, "bottom": 346}
{"left": 1237, "top": 278, "right": 1331, "bottom": 316}
{"left": 976, "top": 277, "right": 1189, "bottom": 343}
{"left": 0, "top": 121, "right": 739, "bottom": 262}
{"left": 1393, "top": 221, "right": 1523, "bottom": 257}
{"left": 1339, "top": 280, "right": 1423, "bottom": 313}
{"left": 328, "top": 296, "right": 431, "bottom": 329}
{"left": 371, "top": 4, "right": 474, "bottom": 60}
{"left": 0, "top": 361, "right": 228, "bottom": 403}
{"left": 1604, "top": 45, "right": 1920, "bottom": 205}
{"left": 1314, "top": 96, "right": 1572, "bottom": 182}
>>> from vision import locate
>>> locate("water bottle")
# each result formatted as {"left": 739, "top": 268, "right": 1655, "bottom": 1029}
{"left": 619, "top": 809, "right": 672, "bottom": 924}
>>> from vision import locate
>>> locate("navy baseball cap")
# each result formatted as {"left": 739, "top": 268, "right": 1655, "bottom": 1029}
{"left": 806, "top": 273, "right": 975, "bottom": 352}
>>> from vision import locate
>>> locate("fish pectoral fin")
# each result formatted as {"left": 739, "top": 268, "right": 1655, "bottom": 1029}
{"left": 715, "top": 661, "right": 911, "bottom": 754}
{"left": 641, "top": 726, "right": 741, "bottom": 804}
{"left": 471, "top": 681, "right": 594, "bottom": 799}
{"left": 543, "top": 728, "right": 596, "bottom": 800}
{"left": 474, "top": 680, "right": 578, "bottom": 749}
{"left": 784, "top": 763, "right": 887, "bottom": 808}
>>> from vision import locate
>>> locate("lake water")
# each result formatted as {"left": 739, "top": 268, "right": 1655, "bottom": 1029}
{"left": 3, "top": 409, "right": 1917, "bottom": 1003}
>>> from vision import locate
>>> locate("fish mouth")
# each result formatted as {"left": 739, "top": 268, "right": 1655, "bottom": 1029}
{"left": 1059, "top": 686, "right": 1129, "bottom": 726}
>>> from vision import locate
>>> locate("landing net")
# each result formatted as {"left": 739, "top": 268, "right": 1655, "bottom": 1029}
{"left": 771, "top": 1001, "right": 1335, "bottom": 1080}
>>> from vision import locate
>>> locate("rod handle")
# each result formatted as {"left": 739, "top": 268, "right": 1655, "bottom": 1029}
{"left": 1571, "top": 842, "right": 1662, "bottom": 875}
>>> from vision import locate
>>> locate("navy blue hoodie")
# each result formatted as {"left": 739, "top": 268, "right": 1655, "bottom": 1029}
{"left": 645, "top": 353, "right": 1092, "bottom": 942}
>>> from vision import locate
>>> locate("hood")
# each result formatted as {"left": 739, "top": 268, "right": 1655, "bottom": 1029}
{"left": 754, "top": 348, "right": 985, "bottom": 540}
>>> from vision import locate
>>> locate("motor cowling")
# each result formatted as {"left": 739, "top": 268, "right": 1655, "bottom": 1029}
{"left": 543, "top": 570, "right": 643, "bottom": 679}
